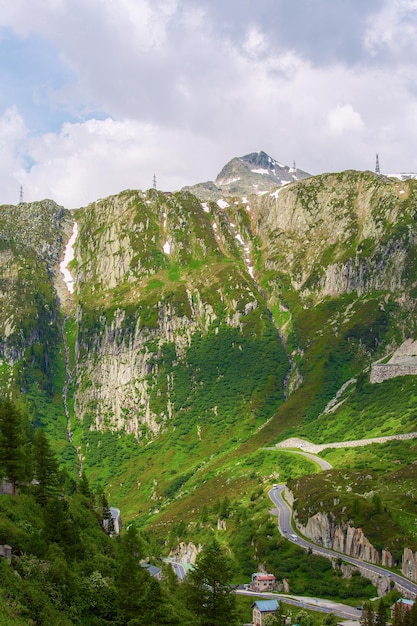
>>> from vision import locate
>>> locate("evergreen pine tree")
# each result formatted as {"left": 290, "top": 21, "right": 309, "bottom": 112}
{"left": 32, "top": 428, "right": 60, "bottom": 506}
{"left": 201, "top": 504, "right": 209, "bottom": 523}
{"left": 375, "top": 599, "right": 387, "bottom": 626}
{"left": 0, "top": 399, "right": 29, "bottom": 495}
{"left": 77, "top": 470, "right": 94, "bottom": 507}
{"left": 96, "top": 488, "right": 114, "bottom": 533}
{"left": 43, "top": 497, "right": 83, "bottom": 558}
{"left": 219, "top": 496, "right": 231, "bottom": 519}
{"left": 360, "top": 602, "right": 375, "bottom": 626}
{"left": 185, "top": 537, "right": 237, "bottom": 626}
{"left": 392, "top": 602, "right": 405, "bottom": 626}
{"left": 116, "top": 525, "right": 143, "bottom": 608}
{"left": 407, "top": 599, "right": 417, "bottom": 626}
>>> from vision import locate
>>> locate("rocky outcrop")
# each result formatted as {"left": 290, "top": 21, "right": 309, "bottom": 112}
{"left": 170, "top": 542, "right": 201, "bottom": 565}
{"left": 402, "top": 548, "right": 417, "bottom": 583}
{"left": 0, "top": 545, "right": 12, "bottom": 563}
{"left": 182, "top": 151, "right": 310, "bottom": 200}
{"left": 340, "top": 563, "right": 391, "bottom": 597}
{"left": 296, "top": 511, "right": 394, "bottom": 567}
{"left": 317, "top": 250, "right": 407, "bottom": 298}
{"left": 74, "top": 296, "right": 217, "bottom": 436}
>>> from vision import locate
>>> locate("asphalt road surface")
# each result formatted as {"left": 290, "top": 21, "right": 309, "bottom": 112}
{"left": 235, "top": 588, "right": 364, "bottom": 621}
{"left": 269, "top": 484, "right": 417, "bottom": 599}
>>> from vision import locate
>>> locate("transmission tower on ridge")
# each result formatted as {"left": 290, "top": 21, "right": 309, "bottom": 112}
{"left": 375, "top": 154, "right": 380, "bottom": 175}
{"left": 19, "top": 185, "right": 23, "bottom": 203}
{"left": 152, "top": 174, "right": 157, "bottom": 199}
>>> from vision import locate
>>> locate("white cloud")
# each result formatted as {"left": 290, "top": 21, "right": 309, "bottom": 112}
{"left": 243, "top": 26, "right": 267, "bottom": 58}
{"left": 16, "top": 117, "right": 222, "bottom": 208}
{"left": 364, "top": 0, "right": 417, "bottom": 60}
{"left": 327, "top": 104, "right": 364, "bottom": 134}
{"left": 1, "top": 0, "right": 417, "bottom": 207}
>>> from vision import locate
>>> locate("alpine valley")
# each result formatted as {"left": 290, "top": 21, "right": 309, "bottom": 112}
{"left": 1, "top": 151, "right": 417, "bottom": 624}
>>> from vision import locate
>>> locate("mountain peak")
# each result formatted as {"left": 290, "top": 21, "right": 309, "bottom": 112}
{"left": 214, "top": 150, "right": 310, "bottom": 190}
{"left": 240, "top": 150, "right": 285, "bottom": 171}
{"left": 182, "top": 151, "right": 311, "bottom": 201}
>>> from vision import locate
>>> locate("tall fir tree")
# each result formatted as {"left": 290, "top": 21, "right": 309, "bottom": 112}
{"left": 96, "top": 487, "right": 114, "bottom": 533}
{"left": 392, "top": 602, "right": 406, "bottom": 626}
{"left": 360, "top": 602, "right": 375, "bottom": 626}
{"left": 0, "top": 399, "right": 30, "bottom": 495}
{"left": 408, "top": 599, "right": 417, "bottom": 626}
{"left": 32, "top": 428, "right": 60, "bottom": 506}
{"left": 115, "top": 524, "right": 176, "bottom": 624}
{"left": 77, "top": 470, "right": 95, "bottom": 508}
{"left": 185, "top": 537, "right": 237, "bottom": 626}
{"left": 375, "top": 599, "right": 387, "bottom": 626}
{"left": 43, "top": 497, "right": 83, "bottom": 558}
{"left": 115, "top": 524, "right": 146, "bottom": 619}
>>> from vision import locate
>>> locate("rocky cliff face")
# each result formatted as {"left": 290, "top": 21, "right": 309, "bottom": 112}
{"left": 252, "top": 170, "right": 417, "bottom": 302}
{"left": 3, "top": 170, "right": 417, "bottom": 436}
{"left": 3, "top": 170, "right": 417, "bottom": 437}
{"left": 73, "top": 189, "right": 288, "bottom": 439}
{"left": 297, "top": 509, "right": 417, "bottom": 591}
{"left": 402, "top": 547, "right": 417, "bottom": 583}
{"left": 0, "top": 200, "right": 71, "bottom": 387}
{"left": 295, "top": 510, "right": 394, "bottom": 567}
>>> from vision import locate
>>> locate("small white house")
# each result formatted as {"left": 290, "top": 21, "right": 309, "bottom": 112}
{"left": 251, "top": 572, "right": 276, "bottom": 592}
{"left": 252, "top": 599, "right": 279, "bottom": 626}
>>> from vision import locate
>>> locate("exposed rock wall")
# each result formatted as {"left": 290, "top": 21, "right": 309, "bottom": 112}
{"left": 72, "top": 190, "right": 285, "bottom": 440}
{"left": 402, "top": 548, "right": 417, "bottom": 583}
{"left": 252, "top": 171, "right": 414, "bottom": 303}
{"left": 0, "top": 200, "right": 71, "bottom": 366}
{"left": 295, "top": 510, "right": 394, "bottom": 567}
{"left": 339, "top": 563, "right": 391, "bottom": 597}
{"left": 74, "top": 296, "right": 217, "bottom": 435}
{"left": 170, "top": 542, "right": 201, "bottom": 565}
{"left": 315, "top": 243, "right": 408, "bottom": 298}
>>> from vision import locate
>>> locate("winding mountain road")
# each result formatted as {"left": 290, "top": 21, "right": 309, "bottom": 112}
{"left": 264, "top": 447, "right": 332, "bottom": 471}
{"left": 268, "top": 443, "right": 417, "bottom": 600}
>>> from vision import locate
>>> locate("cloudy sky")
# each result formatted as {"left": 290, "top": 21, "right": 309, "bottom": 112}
{"left": 1, "top": 0, "right": 417, "bottom": 208}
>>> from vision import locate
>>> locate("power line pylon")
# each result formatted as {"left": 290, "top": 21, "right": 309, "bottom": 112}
{"left": 375, "top": 154, "right": 380, "bottom": 175}
{"left": 19, "top": 185, "right": 23, "bottom": 203}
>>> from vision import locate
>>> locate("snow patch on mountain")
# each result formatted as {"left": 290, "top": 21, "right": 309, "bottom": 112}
{"left": 390, "top": 172, "right": 417, "bottom": 181}
{"left": 60, "top": 221, "right": 78, "bottom": 294}
{"left": 251, "top": 168, "right": 271, "bottom": 175}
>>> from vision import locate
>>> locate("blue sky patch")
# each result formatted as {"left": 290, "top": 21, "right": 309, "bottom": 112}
{"left": 0, "top": 28, "right": 78, "bottom": 132}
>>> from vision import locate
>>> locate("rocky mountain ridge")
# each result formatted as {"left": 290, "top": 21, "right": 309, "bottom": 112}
{"left": 182, "top": 150, "right": 310, "bottom": 200}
